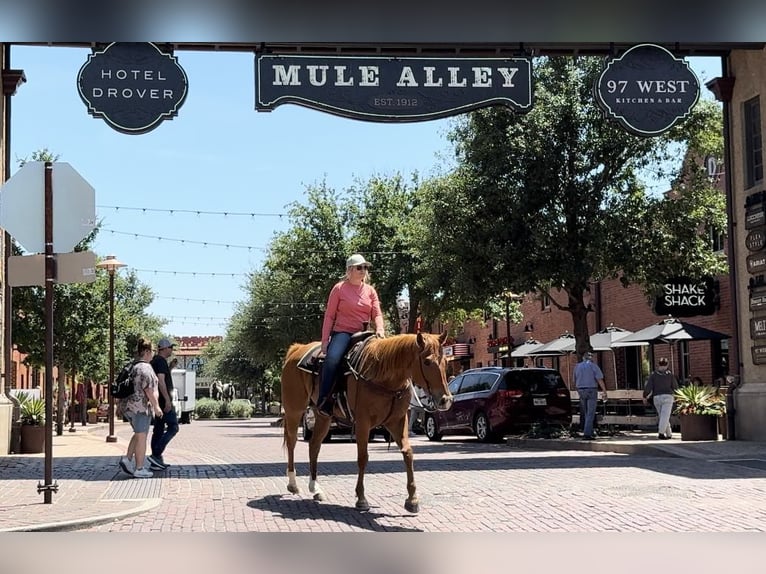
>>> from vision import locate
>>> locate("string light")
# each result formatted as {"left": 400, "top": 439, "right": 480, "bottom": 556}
{"left": 98, "top": 205, "right": 287, "bottom": 218}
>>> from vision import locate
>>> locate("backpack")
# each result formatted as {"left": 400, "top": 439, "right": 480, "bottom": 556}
{"left": 111, "top": 360, "right": 137, "bottom": 399}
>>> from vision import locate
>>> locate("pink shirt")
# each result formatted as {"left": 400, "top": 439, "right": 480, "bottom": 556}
{"left": 321, "top": 280, "right": 384, "bottom": 347}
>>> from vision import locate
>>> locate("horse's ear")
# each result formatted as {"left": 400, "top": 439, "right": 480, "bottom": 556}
{"left": 417, "top": 332, "right": 425, "bottom": 350}
{"left": 438, "top": 331, "right": 448, "bottom": 345}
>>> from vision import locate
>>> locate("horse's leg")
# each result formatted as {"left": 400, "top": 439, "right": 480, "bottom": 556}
{"left": 353, "top": 421, "right": 372, "bottom": 511}
{"left": 308, "top": 411, "right": 331, "bottom": 501}
{"left": 283, "top": 407, "right": 303, "bottom": 495}
{"left": 387, "top": 412, "right": 419, "bottom": 513}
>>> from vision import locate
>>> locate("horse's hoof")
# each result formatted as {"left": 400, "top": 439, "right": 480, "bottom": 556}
{"left": 356, "top": 499, "right": 370, "bottom": 511}
{"left": 404, "top": 500, "right": 420, "bottom": 513}
{"left": 313, "top": 492, "right": 325, "bottom": 502}
{"left": 287, "top": 484, "right": 300, "bottom": 495}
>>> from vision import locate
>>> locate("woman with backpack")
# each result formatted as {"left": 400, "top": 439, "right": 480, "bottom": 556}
{"left": 118, "top": 337, "right": 163, "bottom": 478}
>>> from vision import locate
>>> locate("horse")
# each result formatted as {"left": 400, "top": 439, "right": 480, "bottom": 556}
{"left": 210, "top": 380, "right": 223, "bottom": 401}
{"left": 280, "top": 331, "right": 453, "bottom": 513}
{"left": 222, "top": 383, "right": 236, "bottom": 402}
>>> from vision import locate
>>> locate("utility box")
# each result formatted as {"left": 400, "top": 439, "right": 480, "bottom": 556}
{"left": 171, "top": 368, "right": 196, "bottom": 424}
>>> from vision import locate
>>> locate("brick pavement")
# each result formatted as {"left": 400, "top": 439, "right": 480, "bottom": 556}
{"left": 2, "top": 417, "right": 766, "bottom": 532}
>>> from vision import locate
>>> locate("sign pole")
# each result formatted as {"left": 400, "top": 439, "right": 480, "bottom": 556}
{"left": 41, "top": 161, "right": 58, "bottom": 503}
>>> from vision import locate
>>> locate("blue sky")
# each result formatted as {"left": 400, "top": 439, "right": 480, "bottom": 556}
{"left": 7, "top": 46, "right": 722, "bottom": 338}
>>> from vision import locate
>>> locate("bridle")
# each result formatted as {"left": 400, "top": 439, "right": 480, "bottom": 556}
{"left": 411, "top": 350, "right": 447, "bottom": 413}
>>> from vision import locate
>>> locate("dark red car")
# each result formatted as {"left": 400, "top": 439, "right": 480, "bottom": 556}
{"left": 424, "top": 367, "right": 572, "bottom": 442}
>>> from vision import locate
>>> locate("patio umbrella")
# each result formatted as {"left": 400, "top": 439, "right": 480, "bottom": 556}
{"left": 529, "top": 332, "right": 576, "bottom": 355}
{"left": 509, "top": 339, "right": 544, "bottom": 357}
{"left": 612, "top": 317, "right": 729, "bottom": 346}
{"left": 589, "top": 324, "right": 635, "bottom": 351}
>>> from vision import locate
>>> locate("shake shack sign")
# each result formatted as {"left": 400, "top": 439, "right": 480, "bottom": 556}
{"left": 77, "top": 43, "right": 188, "bottom": 135}
{"left": 255, "top": 54, "right": 532, "bottom": 122}
{"left": 653, "top": 276, "right": 717, "bottom": 317}
{"left": 595, "top": 44, "right": 700, "bottom": 136}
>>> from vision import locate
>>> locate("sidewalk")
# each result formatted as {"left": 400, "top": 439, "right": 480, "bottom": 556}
{"left": 0, "top": 422, "right": 161, "bottom": 532}
{"left": 2, "top": 422, "right": 766, "bottom": 531}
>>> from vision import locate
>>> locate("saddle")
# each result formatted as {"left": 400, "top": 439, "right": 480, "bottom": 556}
{"left": 297, "top": 331, "right": 376, "bottom": 421}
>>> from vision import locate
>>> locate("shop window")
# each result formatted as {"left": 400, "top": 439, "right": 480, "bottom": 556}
{"left": 744, "top": 96, "right": 763, "bottom": 189}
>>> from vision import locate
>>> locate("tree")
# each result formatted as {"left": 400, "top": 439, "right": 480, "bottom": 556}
{"left": 438, "top": 56, "right": 727, "bottom": 356}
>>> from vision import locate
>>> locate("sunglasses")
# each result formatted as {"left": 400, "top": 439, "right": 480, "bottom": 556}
{"left": 353, "top": 265, "right": 369, "bottom": 271}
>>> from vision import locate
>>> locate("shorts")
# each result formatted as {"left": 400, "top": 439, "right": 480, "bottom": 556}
{"left": 126, "top": 411, "right": 152, "bottom": 434}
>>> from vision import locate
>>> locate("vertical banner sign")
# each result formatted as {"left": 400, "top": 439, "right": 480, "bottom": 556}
{"left": 255, "top": 54, "right": 533, "bottom": 122}
{"left": 77, "top": 42, "right": 189, "bottom": 134}
{"left": 595, "top": 44, "right": 700, "bottom": 136}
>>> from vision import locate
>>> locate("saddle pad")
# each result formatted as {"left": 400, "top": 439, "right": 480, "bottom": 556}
{"left": 297, "top": 343, "right": 323, "bottom": 374}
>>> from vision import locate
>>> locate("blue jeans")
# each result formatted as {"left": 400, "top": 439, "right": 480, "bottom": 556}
{"left": 151, "top": 407, "right": 179, "bottom": 457}
{"left": 319, "top": 331, "right": 352, "bottom": 403}
{"left": 578, "top": 388, "right": 598, "bottom": 437}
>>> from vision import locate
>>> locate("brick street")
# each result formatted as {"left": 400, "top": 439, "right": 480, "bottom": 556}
{"left": 68, "top": 417, "right": 766, "bottom": 532}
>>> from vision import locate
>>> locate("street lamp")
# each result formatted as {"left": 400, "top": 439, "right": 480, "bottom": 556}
{"left": 504, "top": 292, "right": 523, "bottom": 367}
{"left": 96, "top": 254, "right": 127, "bottom": 443}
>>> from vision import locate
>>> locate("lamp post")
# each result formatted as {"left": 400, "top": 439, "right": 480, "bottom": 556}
{"left": 96, "top": 254, "right": 127, "bottom": 443}
{"left": 503, "top": 292, "right": 523, "bottom": 367}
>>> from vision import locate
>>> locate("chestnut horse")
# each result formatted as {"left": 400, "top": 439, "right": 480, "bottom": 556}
{"left": 281, "top": 332, "right": 453, "bottom": 513}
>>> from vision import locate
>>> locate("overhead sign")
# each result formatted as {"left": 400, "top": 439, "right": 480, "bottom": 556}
{"left": 0, "top": 162, "right": 96, "bottom": 254}
{"left": 595, "top": 44, "right": 700, "bottom": 136}
{"left": 653, "top": 276, "right": 717, "bottom": 317}
{"left": 255, "top": 54, "right": 532, "bottom": 122}
{"left": 77, "top": 42, "right": 188, "bottom": 135}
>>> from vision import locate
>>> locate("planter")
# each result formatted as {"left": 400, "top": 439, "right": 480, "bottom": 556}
{"left": 680, "top": 414, "right": 719, "bottom": 441}
{"left": 20, "top": 424, "right": 45, "bottom": 454}
{"left": 87, "top": 412, "right": 98, "bottom": 424}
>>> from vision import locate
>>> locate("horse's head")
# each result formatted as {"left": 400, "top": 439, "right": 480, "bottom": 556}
{"left": 414, "top": 331, "right": 453, "bottom": 411}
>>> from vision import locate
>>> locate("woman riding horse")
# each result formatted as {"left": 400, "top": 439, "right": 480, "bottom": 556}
{"left": 281, "top": 331, "right": 453, "bottom": 513}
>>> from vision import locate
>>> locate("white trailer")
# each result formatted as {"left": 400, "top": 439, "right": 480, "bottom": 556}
{"left": 171, "top": 368, "right": 196, "bottom": 424}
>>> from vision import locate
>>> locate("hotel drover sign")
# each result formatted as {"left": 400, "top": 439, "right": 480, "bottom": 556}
{"left": 77, "top": 43, "right": 189, "bottom": 135}
{"left": 255, "top": 54, "right": 533, "bottom": 122}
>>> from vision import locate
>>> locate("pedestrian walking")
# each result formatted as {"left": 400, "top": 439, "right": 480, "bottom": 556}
{"left": 643, "top": 357, "right": 679, "bottom": 440}
{"left": 573, "top": 352, "right": 607, "bottom": 440}
{"left": 148, "top": 337, "right": 179, "bottom": 470}
{"left": 118, "top": 337, "right": 163, "bottom": 478}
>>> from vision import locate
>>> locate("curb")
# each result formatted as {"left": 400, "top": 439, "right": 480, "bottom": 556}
{"left": 0, "top": 498, "right": 162, "bottom": 532}
{"left": 506, "top": 437, "right": 681, "bottom": 458}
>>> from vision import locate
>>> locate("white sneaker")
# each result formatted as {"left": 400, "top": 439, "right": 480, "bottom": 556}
{"left": 119, "top": 456, "right": 136, "bottom": 475}
{"left": 133, "top": 468, "right": 153, "bottom": 479}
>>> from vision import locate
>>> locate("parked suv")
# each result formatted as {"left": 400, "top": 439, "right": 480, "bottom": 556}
{"left": 302, "top": 407, "right": 392, "bottom": 443}
{"left": 424, "top": 367, "right": 572, "bottom": 442}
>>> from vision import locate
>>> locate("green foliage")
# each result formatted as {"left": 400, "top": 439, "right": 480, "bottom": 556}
{"left": 20, "top": 397, "right": 45, "bottom": 426}
{"left": 228, "top": 399, "right": 253, "bottom": 418}
{"left": 194, "top": 398, "right": 220, "bottom": 419}
{"left": 674, "top": 384, "right": 726, "bottom": 416}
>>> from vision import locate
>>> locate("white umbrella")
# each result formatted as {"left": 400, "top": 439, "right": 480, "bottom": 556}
{"left": 529, "top": 332, "right": 576, "bottom": 355}
{"left": 509, "top": 339, "right": 544, "bottom": 357}
{"left": 589, "top": 324, "right": 636, "bottom": 350}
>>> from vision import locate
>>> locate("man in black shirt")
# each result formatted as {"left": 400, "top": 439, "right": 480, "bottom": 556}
{"left": 147, "top": 338, "right": 179, "bottom": 469}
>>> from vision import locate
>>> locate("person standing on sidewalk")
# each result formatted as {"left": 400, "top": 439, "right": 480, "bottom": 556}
{"left": 148, "top": 338, "right": 179, "bottom": 470}
{"left": 643, "top": 357, "right": 679, "bottom": 440}
{"left": 119, "top": 337, "right": 163, "bottom": 478}
{"left": 574, "top": 352, "right": 607, "bottom": 440}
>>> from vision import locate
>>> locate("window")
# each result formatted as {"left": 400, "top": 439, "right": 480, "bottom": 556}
{"left": 708, "top": 226, "right": 725, "bottom": 252}
{"left": 744, "top": 96, "right": 763, "bottom": 189}
{"left": 540, "top": 293, "right": 551, "bottom": 310}
{"left": 448, "top": 376, "right": 464, "bottom": 395}
{"left": 680, "top": 341, "right": 690, "bottom": 382}
{"left": 457, "top": 373, "right": 484, "bottom": 394}
{"left": 478, "top": 373, "right": 498, "bottom": 391}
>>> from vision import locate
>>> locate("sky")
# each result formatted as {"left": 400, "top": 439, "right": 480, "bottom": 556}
{"left": 6, "top": 46, "right": 722, "bottom": 339}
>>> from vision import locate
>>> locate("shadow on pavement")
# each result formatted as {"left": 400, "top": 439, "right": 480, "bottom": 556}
{"left": 247, "top": 495, "right": 422, "bottom": 532}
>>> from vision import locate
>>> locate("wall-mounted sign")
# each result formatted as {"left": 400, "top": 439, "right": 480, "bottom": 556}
{"left": 747, "top": 253, "right": 766, "bottom": 275}
{"left": 595, "top": 44, "right": 700, "bottom": 136}
{"left": 751, "top": 316, "right": 766, "bottom": 339}
{"left": 752, "top": 345, "right": 766, "bottom": 365}
{"left": 746, "top": 227, "right": 766, "bottom": 252}
{"left": 653, "top": 276, "right": 717, "bottom": 317}
{"left": 255, "top": 54, "right": 532, "bottom": 122}
{"left": 745, "top": 191, "right": 766, "bottom": 229}
{"left": 750, "top": 285, "right": 766, "bottom": 311}
{"left": 77, "top": 43, "right": 188, "bottom": 135}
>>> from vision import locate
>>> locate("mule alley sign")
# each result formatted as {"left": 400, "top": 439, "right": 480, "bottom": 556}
{"left": 77, "top": 43, "right": 188, "bottom": 134}
{"left": 255, "top": 54, "right": 532, "bottom": 121}
{"left": 595, "top": 44, "right": 700, "bottom": 136}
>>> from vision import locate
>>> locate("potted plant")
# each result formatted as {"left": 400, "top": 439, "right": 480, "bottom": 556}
{"left": 19, "top": 396, "right": 46, "bottom": 453}
{"left": 673, "top": 384, "right": 726, "bottom": 441}
{"left": 87, "top": 408, "right": 98, "bottom": 424}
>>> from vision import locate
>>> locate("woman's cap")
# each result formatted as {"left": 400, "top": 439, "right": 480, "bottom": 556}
{"left": 346, "top": 253, "right": 371, "bottom": 268}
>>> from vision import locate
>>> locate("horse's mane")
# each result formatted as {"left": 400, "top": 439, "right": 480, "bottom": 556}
{"left": 358, "top": 333, "right": 439, "bottom": 385}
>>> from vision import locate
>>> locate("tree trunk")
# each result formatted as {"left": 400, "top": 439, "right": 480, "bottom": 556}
{"left": 567, "top": 287, "right": 591, "bottom": 357}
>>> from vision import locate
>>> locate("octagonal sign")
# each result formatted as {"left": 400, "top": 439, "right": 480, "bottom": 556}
{"left": 0, "top": 161, "right": 96, "bottom": 254}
